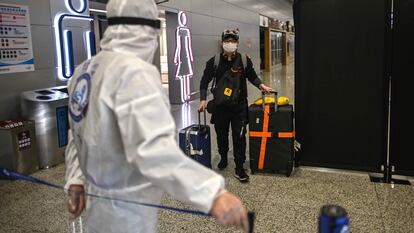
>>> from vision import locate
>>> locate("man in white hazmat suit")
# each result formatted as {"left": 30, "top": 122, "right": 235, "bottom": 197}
{"left": 64, "top": 0, "right": 249, "bottom": 232}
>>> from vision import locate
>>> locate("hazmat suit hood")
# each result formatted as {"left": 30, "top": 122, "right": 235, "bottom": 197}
{"left": 101, "top": 0, "right": 159, "bottom": 63}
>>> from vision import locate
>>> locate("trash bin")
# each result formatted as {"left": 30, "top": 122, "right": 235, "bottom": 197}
{"left": 20, "top": 86, "right": 69, "bottom": 169}
{"left": 0, "top": 119, "right": 40, "bottom": 175}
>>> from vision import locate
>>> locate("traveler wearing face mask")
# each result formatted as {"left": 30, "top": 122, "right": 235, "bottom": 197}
{"left": 65, "top": 1, "right": 250, "bottom": 233}
{"left": 199, "top": 29, "right": 273, "bottom": 182}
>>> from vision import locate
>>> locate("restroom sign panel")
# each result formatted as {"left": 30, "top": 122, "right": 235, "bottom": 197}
{"left": 0, "top": 4, "right": 35, "bottom": 75}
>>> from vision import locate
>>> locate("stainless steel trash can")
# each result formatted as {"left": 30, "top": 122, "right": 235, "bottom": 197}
{"left": 20, "top": 86, "right": 69, "bottom": 169}
{"left": 0, "top": 119, "right": 40, "bottom": 174}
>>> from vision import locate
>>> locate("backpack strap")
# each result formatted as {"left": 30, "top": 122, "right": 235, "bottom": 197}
{"left": 213, "top": 54, "right": 220, "bottom": 72}
{"left": 241, "top": 54, "right": 248, "bottom": 70}
{"left": 210, "top": 54, "right": 221, "bottom": 93}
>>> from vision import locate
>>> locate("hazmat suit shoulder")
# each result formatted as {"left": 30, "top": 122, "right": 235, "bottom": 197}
{"left": 110, "top": 55, "right": 164, "bottom": 104}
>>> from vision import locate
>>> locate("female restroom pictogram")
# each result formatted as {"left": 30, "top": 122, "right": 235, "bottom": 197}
{"left": 173, "top": 11, "right": 194, "bottom": 103}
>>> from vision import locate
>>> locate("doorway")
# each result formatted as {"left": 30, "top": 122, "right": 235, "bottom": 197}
{"left": 260, "top": 27, "right": 266, "bottom": 71}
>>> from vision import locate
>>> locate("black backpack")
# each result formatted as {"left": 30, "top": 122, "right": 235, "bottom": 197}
{"left": 210, "top": 54, "right": 248, "bottom": 106}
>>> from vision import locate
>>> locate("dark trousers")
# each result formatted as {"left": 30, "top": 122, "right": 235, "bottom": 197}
{"left": 213, "top": 101, "right": 248, "bottom": 168}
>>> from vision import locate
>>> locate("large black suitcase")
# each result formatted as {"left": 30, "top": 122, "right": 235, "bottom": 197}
{"left": 249, "top": 93, "right": 295, "bottom": 176}
{"left": 179, "top": 111, "right": 212, "bottom": 168}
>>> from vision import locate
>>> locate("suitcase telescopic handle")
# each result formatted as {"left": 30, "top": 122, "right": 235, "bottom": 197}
{"left": 198, "top": 110, "right": 207, "bottom": 127}
{"left": 261, "top": 90, "right": 278, "bottom": 110}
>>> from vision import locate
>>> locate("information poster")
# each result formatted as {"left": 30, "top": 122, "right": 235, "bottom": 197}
{"left": 0, "top": 4, "right": 34, "bottom": 74}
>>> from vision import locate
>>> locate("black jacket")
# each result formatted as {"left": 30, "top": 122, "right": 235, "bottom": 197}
{"left": 199, "top": 52, "right": 262, "bottom": 101}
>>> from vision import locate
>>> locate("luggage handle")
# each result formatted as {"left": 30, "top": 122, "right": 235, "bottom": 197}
{"left": 198, "top": 110, "right": 207, "bottom": 127}
{"left": 197, "top": 110, "right": 208, "bottom": 135}
{"left": 261, "top": 90, "right": 278, "bottom": 111}
{"left": 184, "top": 128, "right": 192, "bottom": 157}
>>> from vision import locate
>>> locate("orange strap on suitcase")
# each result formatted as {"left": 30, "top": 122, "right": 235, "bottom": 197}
{"left": 248, "top": 105, "right": 271, "bottom": 170}
{"left": 278, "top": 132, "right": 296, "bottom": 138}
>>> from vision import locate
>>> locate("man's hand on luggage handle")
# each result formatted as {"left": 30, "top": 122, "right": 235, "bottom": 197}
{"left": 260, "top": 84, "right": 273, "bottom": 95}
{"left": 198, "top": 100, "right": 207, "bottom": 112}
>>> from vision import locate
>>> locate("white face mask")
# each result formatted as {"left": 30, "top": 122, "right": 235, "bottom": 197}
{"left": 223, "top": 42, "right": 238, "bottom": 53}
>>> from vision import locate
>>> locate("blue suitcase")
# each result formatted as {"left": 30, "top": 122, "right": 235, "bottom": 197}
{"left": 179, "top": 111, "right": 212, "bottom": 168}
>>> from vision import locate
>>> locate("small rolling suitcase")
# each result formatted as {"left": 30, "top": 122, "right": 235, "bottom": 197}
{"left": 179, "top": 111, "right": 212, "bottom": 168}
{"left": 249, "top": 92, "right": 295, "bottom": 176}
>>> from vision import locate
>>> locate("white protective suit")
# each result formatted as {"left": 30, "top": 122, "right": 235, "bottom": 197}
{"left": 64, "top": 0, "right": 225, "bottom": 232}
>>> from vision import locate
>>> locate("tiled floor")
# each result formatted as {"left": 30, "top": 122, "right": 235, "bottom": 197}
{"left": 1, "top": 164, "right": 413, "bottom": 232}
{"left": 1, "top": 62, "right": 413, "bottom": 233}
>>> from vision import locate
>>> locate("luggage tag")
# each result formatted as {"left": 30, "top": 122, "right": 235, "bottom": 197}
{"left": 294, "top": 140, "right": 302, "bottom": 152}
